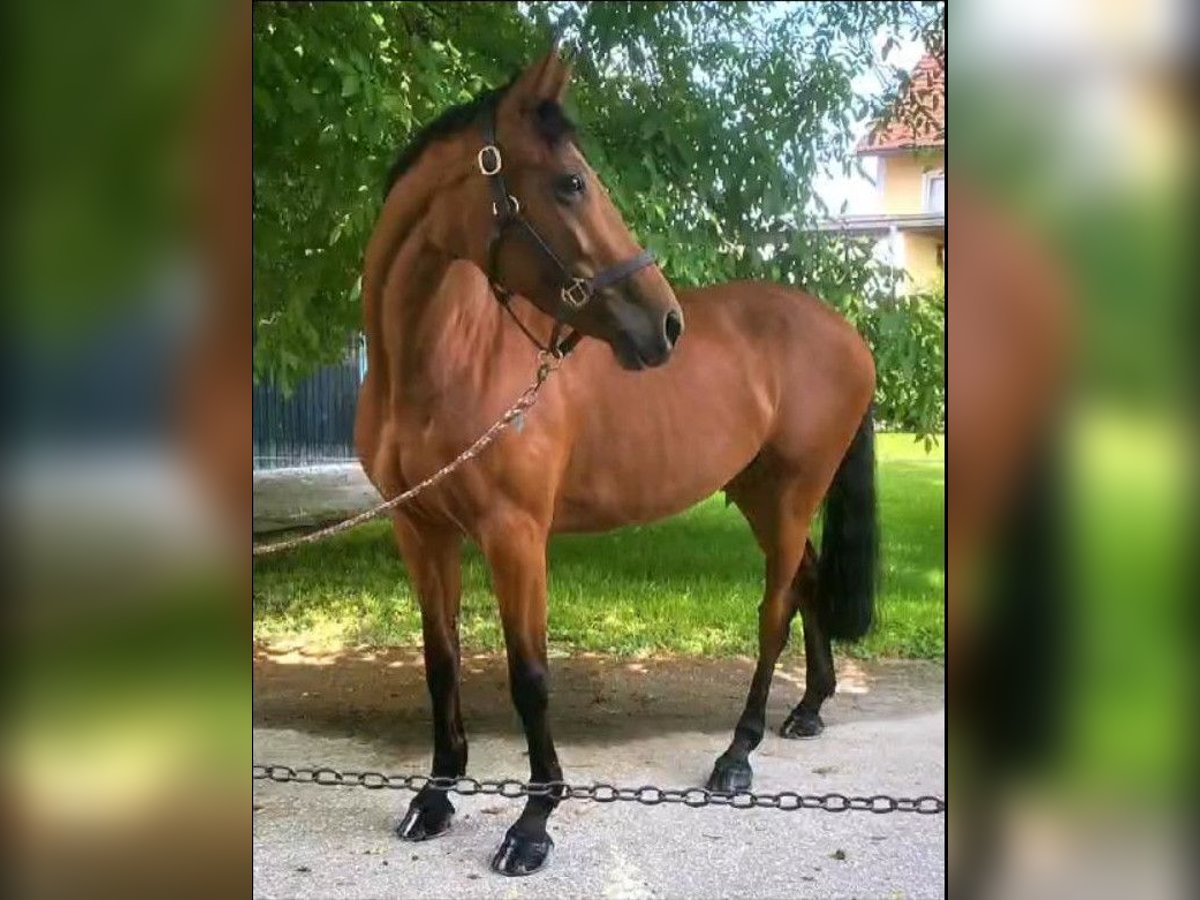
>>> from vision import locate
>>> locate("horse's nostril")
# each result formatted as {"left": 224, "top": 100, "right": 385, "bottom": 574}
{"left": 663, "top": 309, "right": 684, "bottom": 349}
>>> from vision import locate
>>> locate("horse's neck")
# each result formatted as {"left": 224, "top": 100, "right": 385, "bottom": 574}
{"left": 387, "top": 236, "right": 483, "bottom": 387}
{"left": 366, "top": 166, "right": 556, "bottom": 417}
{"left": 387, "top": 233, "right": 560, "bottom": 419}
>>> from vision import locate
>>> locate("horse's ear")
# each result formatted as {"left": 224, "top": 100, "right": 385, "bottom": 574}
{"left": 509, "top": 45, "right": 573, "bottom": 108}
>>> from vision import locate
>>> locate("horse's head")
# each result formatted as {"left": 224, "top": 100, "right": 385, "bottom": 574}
{"left": 453, "top": 50, "right": 683, "bottom": 369}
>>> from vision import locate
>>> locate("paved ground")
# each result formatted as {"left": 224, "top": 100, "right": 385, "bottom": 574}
{"left": 253, "top": 645, "right": 945, "bottom": 898}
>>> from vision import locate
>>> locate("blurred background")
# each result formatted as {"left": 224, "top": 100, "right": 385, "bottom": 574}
{"left": 948, "top": 0, "right": 1193, "bottom": 897}
{"left": 9, "top": 0, "right": 249, "bottom": 896}
{"left": 3, "top": 0, "right": 1193, "bottom": 896}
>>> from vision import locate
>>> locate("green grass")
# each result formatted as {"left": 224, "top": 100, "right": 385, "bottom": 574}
{"left": 253, "top": 433, "right": 944, "bottom": 659}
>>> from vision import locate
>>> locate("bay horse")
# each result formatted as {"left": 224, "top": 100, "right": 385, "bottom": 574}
{"left": 355, "top": 49, "right": 878, "bottom": 876}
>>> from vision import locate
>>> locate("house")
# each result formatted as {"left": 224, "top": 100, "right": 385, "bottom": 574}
{"left": 818, "top": 53, "right": 945, "bottom": 292}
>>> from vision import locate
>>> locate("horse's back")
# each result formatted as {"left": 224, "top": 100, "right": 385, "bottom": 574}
{"left": 675, "top": 279, "right": 875, "bottom": 467}
{"left": 677, "top": 280, "right": 874, "bottom": 398}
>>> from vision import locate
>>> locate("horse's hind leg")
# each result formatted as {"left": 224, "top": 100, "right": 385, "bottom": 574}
{"left": 780, "top": 568, "right": 836, "bottom": 738}
{"left": 707, "top": 469, "right": 818, "bottom": 792}
{"left": 390, "top": 515, "right": 467, "bottom": 842}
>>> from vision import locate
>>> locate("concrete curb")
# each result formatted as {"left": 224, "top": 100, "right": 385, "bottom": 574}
{"left": 253, "top": 463, "right": 380, "bottom": 534}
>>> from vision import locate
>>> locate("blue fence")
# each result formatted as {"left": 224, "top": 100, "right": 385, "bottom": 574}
{"left": 253, "top": 339, "right": 366, "bottom": 470}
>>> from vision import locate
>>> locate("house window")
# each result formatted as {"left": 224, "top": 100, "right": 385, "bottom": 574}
{"left": 923, "top": 170, "right": 945, "bottom": 214}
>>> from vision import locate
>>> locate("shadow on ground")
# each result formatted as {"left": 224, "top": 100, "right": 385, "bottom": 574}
{"left": 254, "top": 642, "right": 943, "bottom": 752}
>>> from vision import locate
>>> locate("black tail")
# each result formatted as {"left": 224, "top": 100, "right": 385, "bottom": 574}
{"left": 965, "top": 429, "right": 1068, "bottom": 774}
{"left": 816, "top": 407, "right": 879, "bottom": 641}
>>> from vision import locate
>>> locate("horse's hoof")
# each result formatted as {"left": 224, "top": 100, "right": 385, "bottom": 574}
{"left": 395, "top": 798, "right": 454, "bottom": 841}
{"left": 705, "top": 755, "right": 752, "bottom": 792}
{"left": 490, "top": 826, "right": 553, "bottom": 876}
{"left": 780, "top": 707, "right": 824, "bottom": 739}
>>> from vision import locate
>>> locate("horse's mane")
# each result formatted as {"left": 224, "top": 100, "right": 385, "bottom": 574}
{"left": 382, "top": 75, "right": 578, "bottom": 199}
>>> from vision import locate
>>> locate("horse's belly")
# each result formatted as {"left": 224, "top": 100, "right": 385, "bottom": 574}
{"left": 550, "top": 413, "right": 764, "bottom": 533}
{"left": 549, "top": 327, "right": 776, "bottom": 533}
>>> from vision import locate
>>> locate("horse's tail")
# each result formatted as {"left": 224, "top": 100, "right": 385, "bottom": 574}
{"left": 965, "top": 428, "right": 1068, "bottom": 773}
{"left": 816, "top": 405, "right": 879, "bottom": 641}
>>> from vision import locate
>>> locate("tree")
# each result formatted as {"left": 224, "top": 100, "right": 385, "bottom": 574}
{"left": 253, "top": 1, "right": 944, "bottom": 435}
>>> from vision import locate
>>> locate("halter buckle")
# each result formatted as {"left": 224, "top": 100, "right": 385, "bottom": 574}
{"left": 561, "top": 278, "right": 591, "bottom": 310}
{"left": 477, "top": 145, "right": 502, "bottom": 176}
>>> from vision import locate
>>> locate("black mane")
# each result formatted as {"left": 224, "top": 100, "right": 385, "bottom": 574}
{"left": 382, "top": 77, "right": 577, "bottom": 199}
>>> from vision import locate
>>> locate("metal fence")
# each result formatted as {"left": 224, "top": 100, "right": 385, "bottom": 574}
{"left": 253, "top": 338, "right": 366, "bottom": 470}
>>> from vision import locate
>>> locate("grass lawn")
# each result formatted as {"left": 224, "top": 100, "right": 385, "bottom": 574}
{"left": 253, "top": 433, "right": 944, "bottom": 659}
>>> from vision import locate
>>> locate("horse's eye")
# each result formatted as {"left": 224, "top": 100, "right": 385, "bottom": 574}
{"left": 554, "top": 173, "right": 586, "bottom": 200}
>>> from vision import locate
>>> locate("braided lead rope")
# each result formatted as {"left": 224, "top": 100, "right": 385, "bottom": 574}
{"left": 253, "top": 353, "right": 561, "bottom": 557}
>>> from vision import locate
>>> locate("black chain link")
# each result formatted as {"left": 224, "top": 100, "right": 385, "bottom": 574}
{"left": 253, "top": 764, "right": 944, "bottom": 815}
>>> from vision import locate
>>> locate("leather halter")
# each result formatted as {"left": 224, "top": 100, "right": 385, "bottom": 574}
{"left": 477, "top": 111, "right": 656, "bottom": 358}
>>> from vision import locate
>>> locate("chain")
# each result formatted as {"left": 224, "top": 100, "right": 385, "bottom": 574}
{"left": 253, "top": 352, "right": 562, "bottom": 557}
{"left": 253, "top": 765, "right": 945, "bottom": 815}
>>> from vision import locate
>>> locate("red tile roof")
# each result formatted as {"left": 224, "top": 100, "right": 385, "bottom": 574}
{"left": 856, "top": 53, "right": 945, "bottom": 154}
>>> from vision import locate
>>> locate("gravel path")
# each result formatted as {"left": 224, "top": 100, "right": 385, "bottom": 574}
{"left": 253, "top": 647, "right": 944, "bottom": 898}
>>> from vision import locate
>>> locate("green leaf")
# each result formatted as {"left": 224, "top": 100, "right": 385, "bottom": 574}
{"left": 252, "top": 0, "right": 946, "bottom": 437}
{"left": 253, "top": 85, "right": 276, "bottom": 121}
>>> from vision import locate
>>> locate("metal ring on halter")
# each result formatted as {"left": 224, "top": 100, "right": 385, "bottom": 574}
{"left": 561, "top": 277, "right": 591, "bottom": 309}
{"left": 477, "top": 145, "right": 502, "bottom": 175}
{"left": 492, "top": 195, "right": 520, "bottom": 217}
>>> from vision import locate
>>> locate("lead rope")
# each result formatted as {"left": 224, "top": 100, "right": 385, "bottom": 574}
{"left": 253, "top": 352, "right": 561, "bottom": 557}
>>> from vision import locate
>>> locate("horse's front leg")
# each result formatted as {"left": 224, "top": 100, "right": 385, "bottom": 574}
{"left": 390, "top": 515, "right": 466, "bottom": 841}
{"left": 479, "top": 512, "right": 561, "bottom": 876}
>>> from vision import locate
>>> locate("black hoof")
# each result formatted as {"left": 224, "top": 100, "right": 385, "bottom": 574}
{"left": 395, "top": 796, "right": 454, "bottom": 842}
{"left": 705, "top": 754, "right": 752, "bottom": 792}
{"left": 490, "top": 826, "right": 553, "bottom": 876}
{"left": 780, "top": 706, "right": 824, "bottom": 739}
